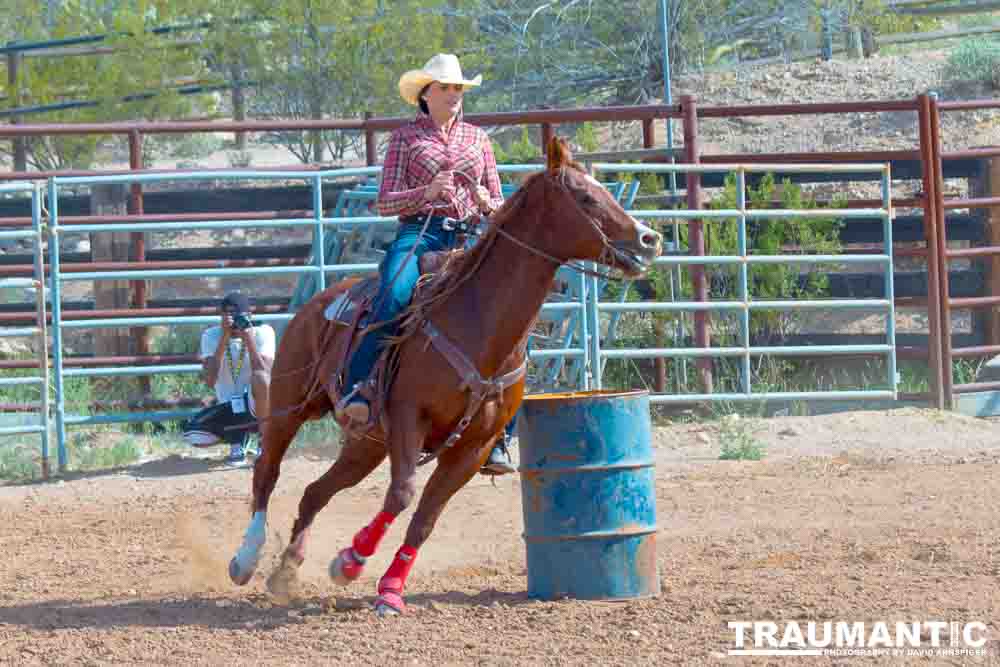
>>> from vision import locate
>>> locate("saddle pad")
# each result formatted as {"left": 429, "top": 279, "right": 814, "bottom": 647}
{"left": 323, "top": 277, "right": 379, "bottom": 326}
{"left": 323, "top": 292, "right": 351, "bottom": 323}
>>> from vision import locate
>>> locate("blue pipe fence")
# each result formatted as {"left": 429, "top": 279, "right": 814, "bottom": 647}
{"left": 32, "top": 160, "right": 896, "bottom": 470}
{"left": 0, "top": 182, "right": 51, "bottom": 475}
{"left": 588, "top": 161, "right": 897, "bottom": 404}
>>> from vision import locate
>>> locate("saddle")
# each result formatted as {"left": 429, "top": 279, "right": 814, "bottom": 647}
{"left": 322, "top": 277, "right": 380, "bottom": 429}
{"left": 323, "top": 276, "right": 380, "bottom": 330}
{"left": 322, "top": 248, "right": 467, "bottom": 432}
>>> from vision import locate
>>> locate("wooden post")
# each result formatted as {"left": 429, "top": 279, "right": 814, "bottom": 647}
{"left": 310, "top": 96, "right": 323, "bottom": 164}
{"left": 918, "top": 93, "right": 945, "bottom": 409}
{"left": 820, "top": 12, "right": 834, "bottom": 61}
{"left": 861, "top": 28, "right": 878, "bottom": 58}
{"left": 364, "top": 111, "right": 376, "bottom": 166}
{"left": 847, "top": 27, "right": 864, "bottom": 59}
{"left": 90, "top": 184, "right": 138, "bottom": 398}
{"left": 128, "top": 131, "right": 151, "bottom": 396}
{"left": 231, "top": 68, "right": 247, "bottom": 152}
{"left": 928, "top": 95, "right": 954, "bottom": 408}
{"left": 7, "top": 52, "right": 27, "bottom": 172}
{"left": 541, "top": 123, "right": 554, "bottom": 153}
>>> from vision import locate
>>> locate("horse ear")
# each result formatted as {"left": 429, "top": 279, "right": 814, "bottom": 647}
{"left": 546, "top": 136, "right": 571, "bottom": 171}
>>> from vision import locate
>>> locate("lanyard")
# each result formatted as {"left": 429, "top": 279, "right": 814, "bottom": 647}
{"left": 225, "top": 339, "right": 246, "bottom": 383}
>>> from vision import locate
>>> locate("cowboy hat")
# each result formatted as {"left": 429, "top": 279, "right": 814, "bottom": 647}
{"left": 398, "top": 53, "right": 482, "bottom": 106}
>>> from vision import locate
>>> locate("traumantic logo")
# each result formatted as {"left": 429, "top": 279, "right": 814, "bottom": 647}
{"left": 728, "top": 621, "right": 990, "bottom": 657}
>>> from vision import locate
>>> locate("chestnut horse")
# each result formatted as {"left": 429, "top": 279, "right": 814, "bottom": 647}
{"left": 228, "top": 137, "right": 662, "bottom": 615}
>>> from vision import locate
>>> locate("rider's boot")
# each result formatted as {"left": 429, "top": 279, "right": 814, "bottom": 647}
{"left": 481, "top": 429, "right": 517, "bottom": 475}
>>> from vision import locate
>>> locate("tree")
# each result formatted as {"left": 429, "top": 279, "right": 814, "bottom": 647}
{"left": 2, "top": 0, "right": 214, "bottom": 171}
{"left": 463, "top": 0, "right": 941, "bottom": 110}
{"left": 199, "top": 0, "right": 478, "bottom": 164}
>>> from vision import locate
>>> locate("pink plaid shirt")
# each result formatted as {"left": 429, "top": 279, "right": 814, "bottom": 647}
{"left": 377, "top": 114, "right": 504, "bottom": 219}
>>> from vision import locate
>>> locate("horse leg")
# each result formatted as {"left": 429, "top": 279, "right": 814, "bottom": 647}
{"left": 373, "top": 434, "right": 495, "bottom": 616}
{"left": 329, "top": 406, "right": 427, "bottom": 604}
{"left": 266, "top": 433, "right": 386, "bottom": 595}
{"left": 228, "top": 410, "right": 305, "bottom": 585}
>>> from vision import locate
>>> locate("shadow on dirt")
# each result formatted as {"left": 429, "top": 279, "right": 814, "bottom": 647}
{"left": 0, "top": 587, "right": 535, "bottom": 631}
{"left": 4, "top": 444, "right": 342, "bottom": 488}
{"left": 0, "top": 595, "right": 300, "bottom": 631}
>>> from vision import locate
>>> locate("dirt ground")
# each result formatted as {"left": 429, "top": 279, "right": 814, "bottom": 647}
{"left": 3, "top": 408, "right": 1000, "bottom": 665}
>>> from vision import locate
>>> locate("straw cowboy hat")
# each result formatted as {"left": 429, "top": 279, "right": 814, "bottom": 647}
{"left": 398, "top": 53, "right": 482, "bottom": 106}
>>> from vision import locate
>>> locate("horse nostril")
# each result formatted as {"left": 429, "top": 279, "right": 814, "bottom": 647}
{"left": 640, "top": 231, "right": 660, "bottom": 250}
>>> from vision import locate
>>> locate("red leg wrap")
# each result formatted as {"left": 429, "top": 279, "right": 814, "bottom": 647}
{"left": 334, "top": 547, "right": 366, "bottom": 581}
{"left": 352, "top": 510, "right": 396, "bottom": 558}
{"left": 378, "top": 544, "right": 418, "bottom": 596}
{"left": 375, "top": 544, "right": 418, "bottom": 614}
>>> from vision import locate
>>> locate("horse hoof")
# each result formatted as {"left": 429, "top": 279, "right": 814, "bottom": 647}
{"left": 329, "top": 548, "right": 364, "bottom": 587}
{"left": 375, "top": 603, "right": 400, "bottom": 618}
{"left": 229, "top": 556, "right": 254, "bottom": 586}
{"left": 374, "top": 592, "right": 405, "bottom": 617}
{"left": 266, "top": 559, "right": 300, "bottom": 604}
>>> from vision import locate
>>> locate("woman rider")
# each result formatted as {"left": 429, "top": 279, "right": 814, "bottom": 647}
{"left": 336, "top": 53, "right": 516, "bottom": 475}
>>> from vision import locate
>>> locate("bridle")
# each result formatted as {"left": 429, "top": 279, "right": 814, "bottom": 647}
{"left": 447, "top": 168, "right": 637, "bottom": 282}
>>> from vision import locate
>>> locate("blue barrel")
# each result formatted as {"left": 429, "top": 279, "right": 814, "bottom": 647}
{"left": 517, "top": 390, "right": 659, "bottom": 600}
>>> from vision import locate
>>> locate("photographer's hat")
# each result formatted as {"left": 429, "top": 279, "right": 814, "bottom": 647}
{"left": 221, "top": 292, "right": 251, "bottom": 312}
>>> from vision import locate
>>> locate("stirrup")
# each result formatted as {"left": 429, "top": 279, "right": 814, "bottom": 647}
{"left": 335, "top": 382, "right": 371, "bottom": 425}
{"left": 480, "top": 437, "right": 516, "bottom": 476}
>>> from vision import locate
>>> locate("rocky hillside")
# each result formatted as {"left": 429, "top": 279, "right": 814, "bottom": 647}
{"left": 631, "top": 49, "right": 1000, "bottom": 158}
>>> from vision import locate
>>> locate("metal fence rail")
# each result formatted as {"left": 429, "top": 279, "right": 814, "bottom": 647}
{"left": 41, "top": 161, "right": 897, "bottom": 469}
{"left": 0, "top": 183, "right": 51, "bottom": 476}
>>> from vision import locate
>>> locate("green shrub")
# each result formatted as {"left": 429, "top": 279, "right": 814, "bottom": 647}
{"left": 573, "top": 122, "right": 600, "bottom": 153}
{"left": 717, "top": 415, "right": 765, "bottom": 461}
{"left": 492, "top": 127, "right": 540, "bottom": 165}
{"left": 0, "top": 445, "right": 38, "bottom": 481}
{"left": 600, "top": 173, "right": 844, "bottom": 396}
{"left": 942, "top": 38, "right": 1000, "bottom": 84}
{"left": 699, "top": 172, "right": 843, "bottom": 340}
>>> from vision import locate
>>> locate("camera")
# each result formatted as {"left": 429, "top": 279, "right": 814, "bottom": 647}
{"left": 232, "top": 313, "right": 254, "bottom": 331}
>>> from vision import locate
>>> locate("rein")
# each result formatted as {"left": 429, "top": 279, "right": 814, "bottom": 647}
{"left": 489, "top": 223, "right": 614, "bottom": 281}
{"left": 450, "top": 168, "right": 627, "bottom": 283}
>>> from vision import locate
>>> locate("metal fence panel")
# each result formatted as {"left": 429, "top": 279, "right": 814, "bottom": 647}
{"left": 0, "top": 183, "right": 51, "bottom": 476}
{"left": 43, "top": 162, "right": 898, "bottom": 469}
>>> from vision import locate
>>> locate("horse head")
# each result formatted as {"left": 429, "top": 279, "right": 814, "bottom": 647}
{"left": 530, "top": 136, "right": 662, "bottom": 276}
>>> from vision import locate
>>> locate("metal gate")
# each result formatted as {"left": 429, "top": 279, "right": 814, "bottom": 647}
{"left": 587, "top": 161, "right": 897, "bottom": 403}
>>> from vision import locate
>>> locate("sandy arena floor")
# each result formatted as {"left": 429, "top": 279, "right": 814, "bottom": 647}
{"left": 3, "top": 409, "right": 1000, "bottom": 665}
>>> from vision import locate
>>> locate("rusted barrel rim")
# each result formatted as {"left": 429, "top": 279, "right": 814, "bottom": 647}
{"left": 521, "top": 389, "right": 649, "bottom": 406}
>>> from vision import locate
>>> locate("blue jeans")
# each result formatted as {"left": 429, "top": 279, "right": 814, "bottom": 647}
{"left": 345, "top": 218, "right": 458, "bottom": 392}
{"left": 504, "top": 413, "right": 517, "bottom": 440}
{"left": 502, "top": 331, "right": 533, "bottom": 441}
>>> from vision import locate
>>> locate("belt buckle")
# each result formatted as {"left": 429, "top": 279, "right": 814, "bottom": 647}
{"left": 441, "top": 217, "right": 457, "bottom": 231}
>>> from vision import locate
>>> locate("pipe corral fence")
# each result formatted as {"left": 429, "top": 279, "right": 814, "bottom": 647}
{"left": 7, "top": 159, "right": 895, "bottom": 474}
{"left": 2, "top": 92, "right": 1000, "bottom": 475}
{"left": 0, "top": 182, "right": 49, "bottom": 475}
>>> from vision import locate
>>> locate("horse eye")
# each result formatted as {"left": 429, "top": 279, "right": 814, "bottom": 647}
{"left": 580, "top": 194, "right": 598, "bottom": 207}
